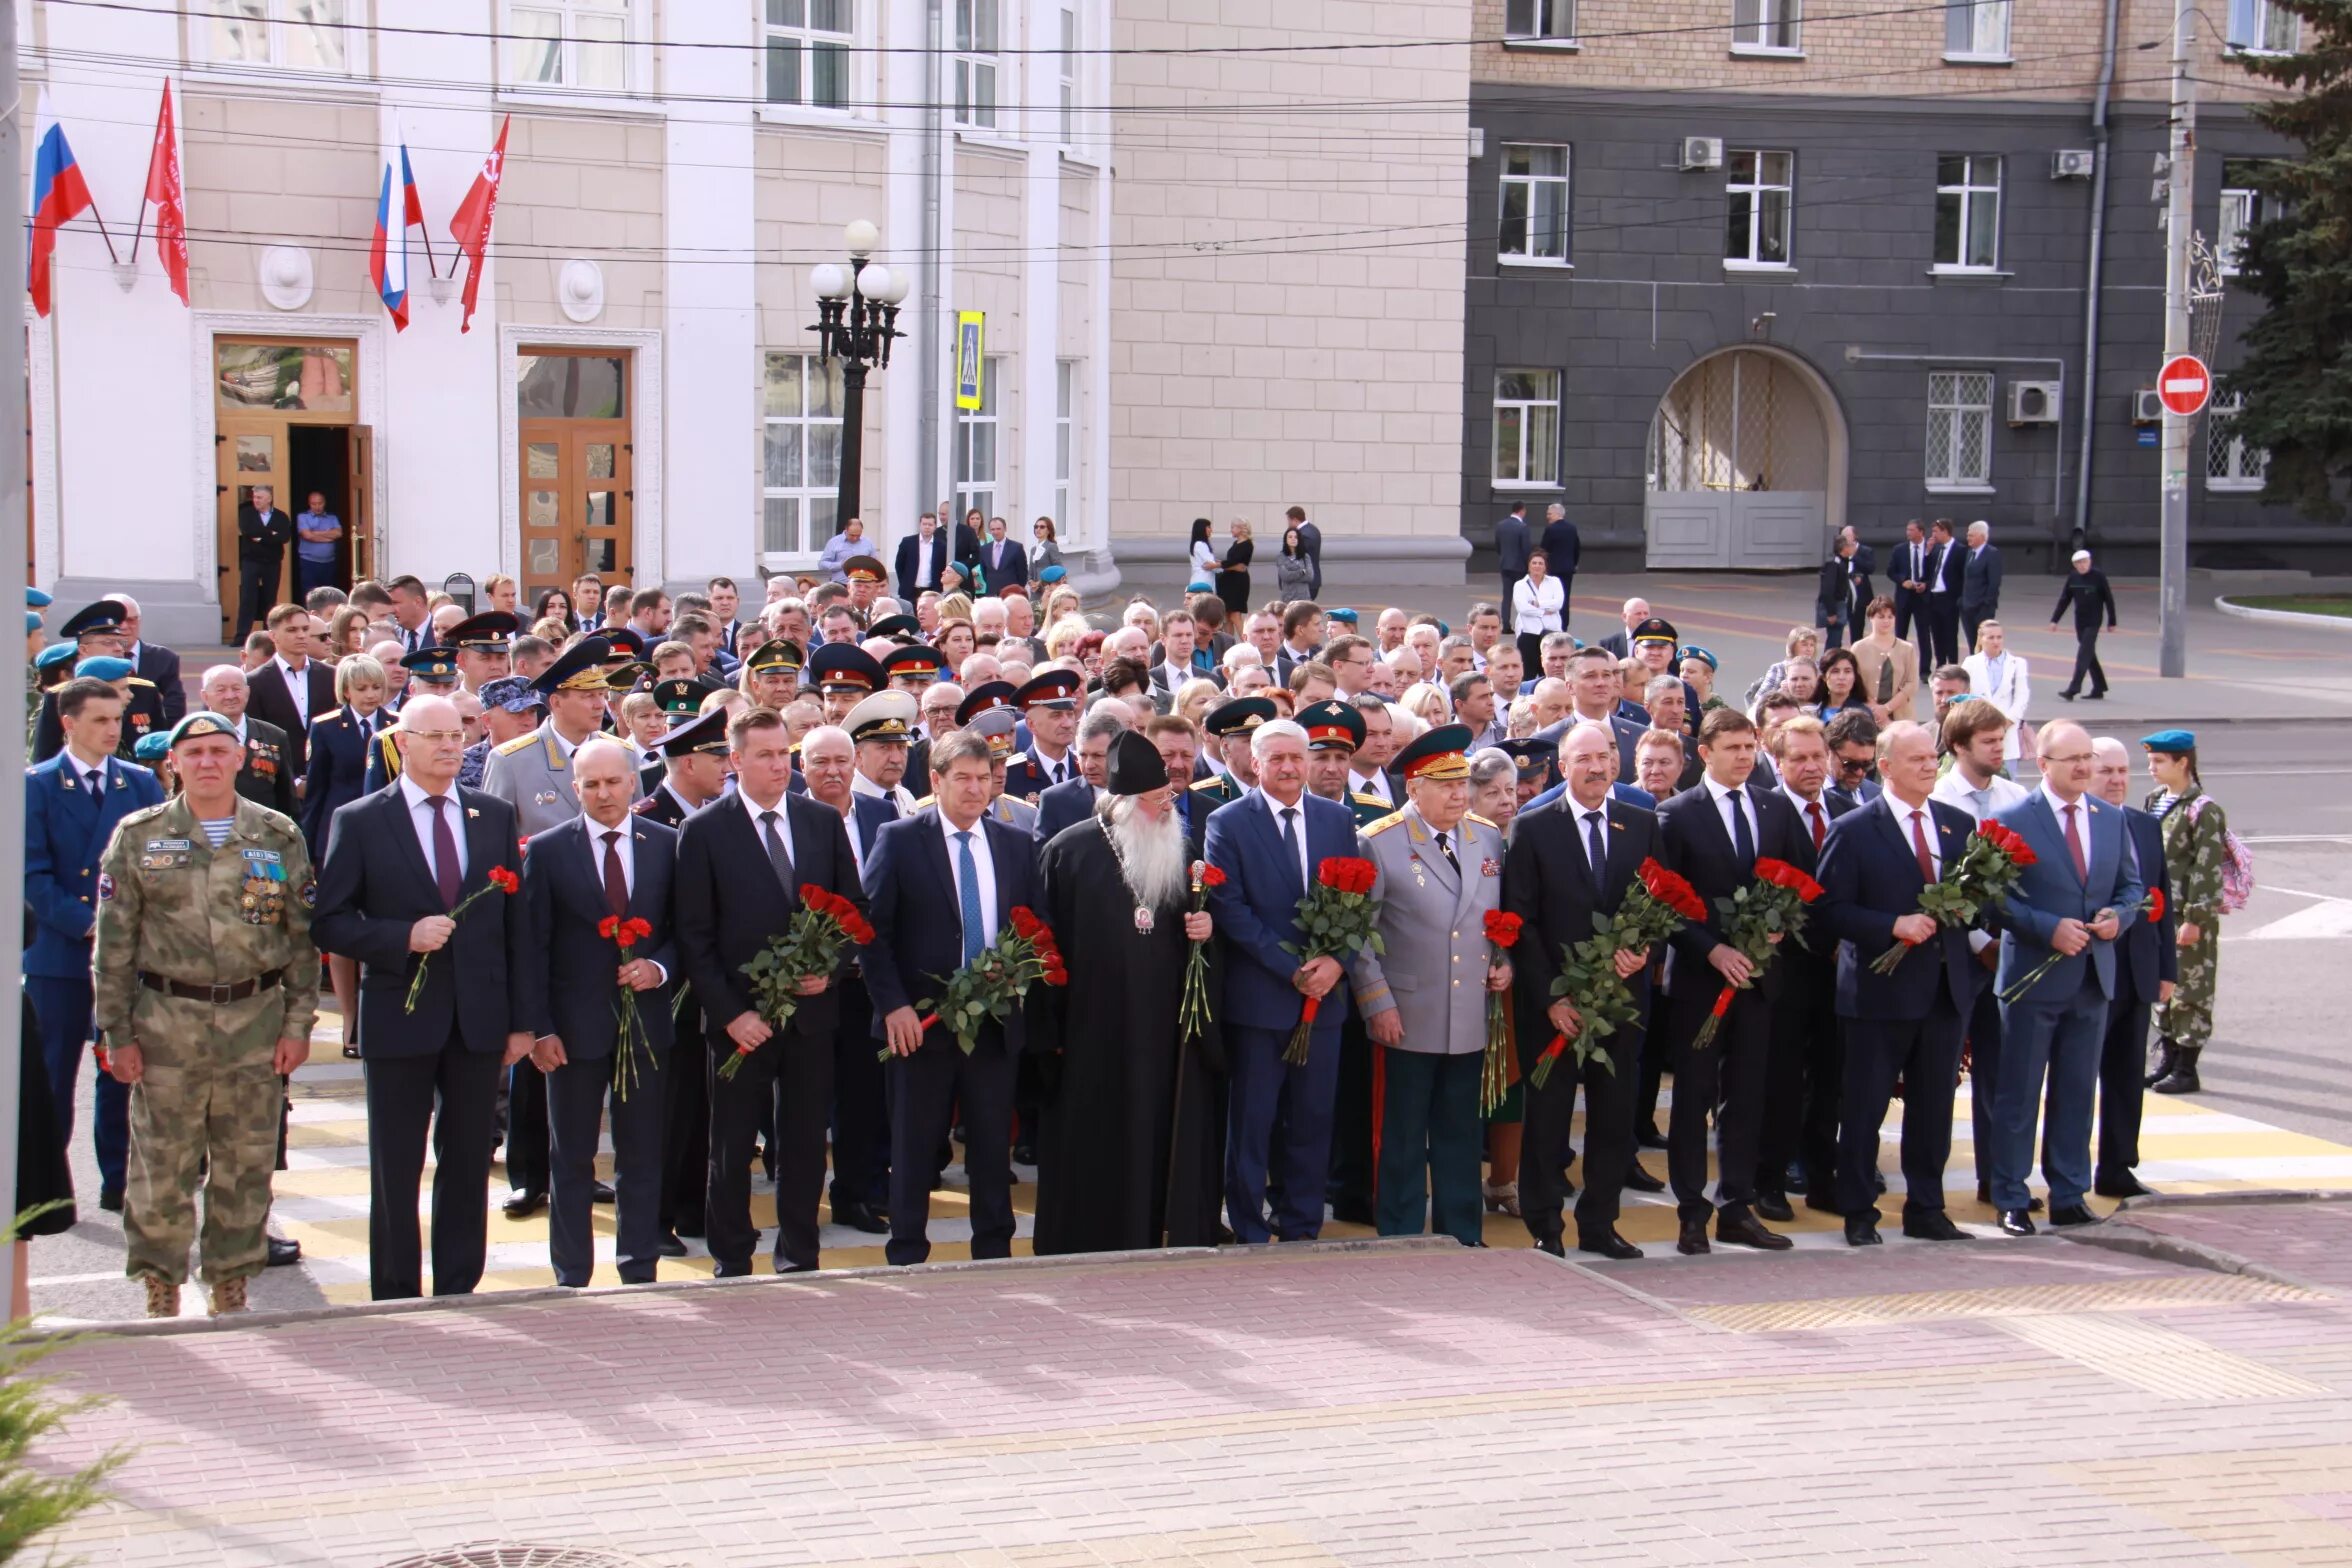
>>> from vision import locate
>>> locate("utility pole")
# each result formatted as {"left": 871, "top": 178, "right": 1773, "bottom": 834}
{"left": 2158, "top": 0, "right": 2195, "bottom": 678}
{"left": 0, "top": 0, "right": 27, "bottom": 1309}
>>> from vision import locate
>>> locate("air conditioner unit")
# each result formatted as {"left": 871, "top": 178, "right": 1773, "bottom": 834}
{"left": 2007, "top": 380, "right": 2060, "bottom": 426}
{"left": 1680, "top": 136, "right": 1724, "bottom": 172}
{"left": 2051, "top": 148, "right": 2097, "bottom": 181}
{"left": 2133, "top": 389, "right": 2165, "bottom": 425}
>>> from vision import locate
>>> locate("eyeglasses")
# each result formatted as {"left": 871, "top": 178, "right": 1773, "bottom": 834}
{"left": 402, "top": 729, "right": 466, "bottom": 745}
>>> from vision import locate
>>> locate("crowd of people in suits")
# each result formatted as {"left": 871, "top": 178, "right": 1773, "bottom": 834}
{"left": 16, "top": 510, "right": 2237, "bottom": 1310}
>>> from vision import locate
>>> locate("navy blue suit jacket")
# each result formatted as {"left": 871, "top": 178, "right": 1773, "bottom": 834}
{"left": 313, "top": 784, "right": 535, "bottom": 1056}
{"left": 1815, "top": 793, "right": 1981, "bottom": 1021}
{"left": 24, "top": 753, "right": 165, "bottom": 980}
{"left": 1203, "top": 789, "right": 1362, "bottom": 1036}
{"left": 2117, "top": 805, "right": 2178, "bottom": 1007}
{"left": 978, "top": 535, "right": 1028, "bottom": 594}
{"left": 518, "top": 815, "right": 679, "bottom": 1060}
{"left": 299, "top": 706, "right": 379, "bottom": 859}
{"left": 1034, "top": 777, "right": 1099, "bottom": 846}
{"left": 1502, "top": 794, "right": 1660, "bottom": 1066}
{"left": 1655, "top": 779, "right": 1815, "bottom": 1003}
{"left": 861, "top": 810, "right": 1040, "bottom": 1054}
{"left": 1990, "top": 789, "right": 2144, "bottom": 1004}
{"left": 132, "top": 642, "right": 186, "bottom": 725}
{"left": 675, "top": 791, "right": 863, "bottom": 1043}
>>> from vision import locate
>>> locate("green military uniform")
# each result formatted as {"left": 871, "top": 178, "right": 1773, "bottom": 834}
{"left": 1189, "top": 772, "right": 1242, "bottom": 812}
{"left": 1347, "top": 790, "right": 1391, "bottom": 828}
{"left": 92, "top": 791, "right": 319, "bottom": 1289}
{"left": 2149, "top": 786, "right": 2227, "bottom": 1052}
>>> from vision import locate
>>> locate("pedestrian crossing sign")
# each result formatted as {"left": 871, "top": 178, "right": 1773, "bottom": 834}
{"left": 955, "top": 311, "right": 985, "bottom": 410}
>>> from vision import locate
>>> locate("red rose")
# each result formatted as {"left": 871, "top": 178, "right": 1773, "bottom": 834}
{"left": 623, "top": 917, "right": 653, "bottom": 945}
{"left": 1483, "top": 911, "right": 1523, "bottom": 948}
{"left": 1009, "top": 906, "right": 1043, "bottom": 941}
{"left": 842, "top": 913, "right": 876, "bottom": 945}
{"left": 1199, "top": 864, "right": 1228, "bottom": 889}
{"left": 598, "top": 914, "right": 621, "bottom": 941}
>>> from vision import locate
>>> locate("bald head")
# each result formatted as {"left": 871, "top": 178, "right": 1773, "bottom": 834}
{"left": 394, "top": 694, "right": 465, "bottom": 790}
{"left": 2038, "top": 719, "right": 2095, "bottom": 802}
{"left": 2091, "top": 735, "right": 2133, "bottom": 805}
{"left": 571, "top": 735, "right": 637, "bottom": 827}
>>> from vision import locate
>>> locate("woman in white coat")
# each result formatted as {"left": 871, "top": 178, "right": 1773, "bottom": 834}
{"left": 1962, "top": 618, "right": 2032, "bottom": 762}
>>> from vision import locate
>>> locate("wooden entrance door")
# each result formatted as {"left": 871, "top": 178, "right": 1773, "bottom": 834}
{"left": 518, "top": 420, "right": 632, "bottom": 604}
{"left": 216, "top": 415, "right": 291, "bottom": 638}
{"left": 211, "top": 336, "right": 360, "bottom": 639}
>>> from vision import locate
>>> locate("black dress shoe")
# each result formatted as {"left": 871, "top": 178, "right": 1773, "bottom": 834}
{"left": 1754, "top": 1192, "right": 1795, "bottom": 1223}
{"left": 657, "top": 1229, "right": 688, "bottom": 1258}
{"left": 1716, "top": 1211, "right": 1793, "bottom": 1251}
{"left": 1979, "top": 1180, "right": 2044, "bottom": 1213}
{"left": 1577, "top": 1229, "right": 1643, "bottom": 1261}
{"left": 831, "top": 1200, "right": 889, "bottom": 1235}
{"left": 1622, "top": 1161, "right": 1665, "bottom": 1194}
{"left": 1637, "top": 1124, "right": 1669, "bottom": 1151}
{"left": 675, "top": 1217, "right": 707, "bottom": 1239}
{"left": 1330, "top": 1199, "right": 1376, "bottom": 1226}
{"left": 500, "top": 1188, "right": 548, "bottom": 1219}
{"left": 1012, "top": 1142, "right": 1037, "bottom": 1166}
{"left": 2048, "top": 1202, "right": 2098, "bottom": 1227}
{"left": 1676, "top": 1218, "right": 1711, "bottom": 1256}
{"left": 341, "top": 1042, "right": 360, "bottom": 1059}
{"left": 1997, "top": 1208, "right": 2036, "bottom": 1237}
{"left": 2095, "top": 1172, "right": 2157, "bottom": 1200}
{"left": 713, "top": 1260, "right": 752, "bottom": 1279}
{"left": 592, "top": 1181, "right": 616, "bottom": 1204}
{"left": 1902, "top": 1210, "right": 1967, "bottom": 1241}
{"left": 98, "top": 1186, "right": 123, "bottom": 1214}
{"left": 1534, "top": 1237, "right": 1566, "bottom": 1258}
{"left": 2082, "top": 690, "right": 2106, "bottom": 701}
{"left": 266, "top": 1234, "right": 301, "bottom": 1267}
{"left": 775, "top": 1261, "right": 820, "bottom": 1275}
{"left": 2057, "top": 689, "right": 2078, "bottom": 702}
{"left": 1844, "top": 1216, "right": 1882, "bottom": 1247}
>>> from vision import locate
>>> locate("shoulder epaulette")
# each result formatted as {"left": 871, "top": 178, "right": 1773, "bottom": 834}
{"left": 116, "top": 800, "right": 173, "bottom": 829}
{"left": 1362, "top": 811, "right": 1407, "bottom": 836}
{"left": 1350, "top": 792, "right": 1387, "bottom": 808}
{"left": 1189, "top": 776, "right": 1228, "bottom": 793}
{"left": 494, "top": 733, "right": 537, "bottom": 756}
{"left": 1465, "top": 812, "right": 1498, "bottom": 830}
{"left": 124, "top": 676, "right": 155, "bottom": 690}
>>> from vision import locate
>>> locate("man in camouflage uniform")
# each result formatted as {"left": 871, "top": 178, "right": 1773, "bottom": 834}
{"left": 93, "top": 711, "right": 319, "bottom": 1318}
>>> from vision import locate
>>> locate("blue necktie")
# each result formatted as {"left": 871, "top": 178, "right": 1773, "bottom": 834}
{"left": 1729, "top": 787, "right": 1755, "bottom": 864}
{"left": 955, "top": 830, "right": 986, "bottom": 963}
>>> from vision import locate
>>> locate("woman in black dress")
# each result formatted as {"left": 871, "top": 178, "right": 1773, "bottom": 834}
{"left": 1215, "top": 518, "right": 1253, "bottom": 612}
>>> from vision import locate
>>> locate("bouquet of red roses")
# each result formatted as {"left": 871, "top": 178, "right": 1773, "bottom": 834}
{"left": 1178, "top": 861, "right": 1225, "bottom": 1045}
{"left": 405, "top": 865, "right": 519, "bottom": 1013}
{"left": 1870, "top": 819, "right": 2037, "bottom": 973}
{"left": 1478, "top": 910, "right": 1524, "bottom": 1116}
{"left": 601, "top": 915, "right": 657, "bottom": 1100}
{"left": 1531, "top": 857, "right": 1705, "bottom": 1089}
{"left": 888, "top": 906, "right": 1068, "bottom": 1059}
{"left": 728, "top": 885, "right": 873, "bottom": 1080}
{"left": 1278, "top": 856, "right": 1383, "bottom": 1066}
{"left": 1689, "top": 856, "right": 1822, "bottom": 1051}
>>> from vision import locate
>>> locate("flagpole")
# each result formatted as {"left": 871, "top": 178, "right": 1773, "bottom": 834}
{"left": 417, "top": 220, "right": 440, "bottom": 282}
{"left": 84, "top": 199, "right": 121, "bottom": 266}
{"left": 126, "top": 116, "right": 157, "bottom": 266}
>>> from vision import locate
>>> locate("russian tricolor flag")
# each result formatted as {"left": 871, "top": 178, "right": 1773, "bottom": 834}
{"left": 369, "top": 141, "right": 423, "bottom": 331}
{"left": 29, "top": 91, "right": 94, "bottom": 318}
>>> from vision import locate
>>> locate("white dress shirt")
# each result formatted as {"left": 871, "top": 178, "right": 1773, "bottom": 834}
{"left": 738, "top": 786, "right": 798, "bottom": 875}
{"left": 1779, "top": 783, "right": 1833, "bottom": 852}
{"left": 1351, "top": 767, "right": 1395, "bottom": 806}
{"left": 583, "top": 813, "right": 667, "bottom": 983}
{"left": 916, "top": 534, "right": 937, "bottom": 588}
{"left": 399, "top": 773, "right": 467, "bottom": 880}
{"left": 1258, "top": 787, "right": 1314, "bottom": 891}
{"left": 1886, "top": 793, "right": 1944, "bottom": 879}
{"left": 274, "top": 656, "right": 317, "bottom": 730}
{"left": 938, "top": 809, "right": 1000, "bottom": 948}
{"left": 852, "top": 769, "right": 918, "bottom": 815}
{"left": 1510, "top": 574, "right": 1565, "bottom": 635}
{"left": 1702, "top": 772, "right": 1757, "bottom": 855}
{"left": 1931, "top": 766, "right": 2029, "bottom": 824}
{"left": 1573, "top": 801, "right": 1610, "bottom": 879}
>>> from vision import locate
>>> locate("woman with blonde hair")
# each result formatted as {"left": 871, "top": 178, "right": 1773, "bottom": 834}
{"left": 1400, "top": 681, "right": 1452, "bottom": 730}
{"left": 1043, "top": 614, "right": 1091, "bottom": 662}
{"left": 1216, "top": 518, "right": 1254, "bottom": 610}
{"left": 935, "top": 591, "right": 974, "bottom": 623}
{"left": 1043, "top": 586, "right": 1082, "bottom": 626}
{"left": 1173, "top": 675, "right": 1222, "bottom": 729}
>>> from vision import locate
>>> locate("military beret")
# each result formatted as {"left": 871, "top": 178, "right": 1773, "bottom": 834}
{"left": 1678, "top": 645, "right": 1719, "bottom": 672}
{"left": 165, "top": 710, "right": 240, "bottom": 748}
{"left": 24, "top": 611, "right": 43, "bottom": 635}
{"left": 132, "top": 732, "right": 170, "bottom": 763}
{"left": 24, "top": 587, "right": 52, "bottom": 609}
{"left": 1037, "top": 565, "right": 1068, "bottom": 586}
{"left": 1327, "top": 608, "right": 1359, "bottom": 625}
{"left": 34, "top": 642, "right": 75, "bottom": 672}
{"left": 73, "top": 655, "right": 133, "bottom": 682}
{"left": 1185, "top": 579, "right": 1214, "bottom": 595}
{"left": 2140, "top": 728, "right": 2196, "bottom": 753}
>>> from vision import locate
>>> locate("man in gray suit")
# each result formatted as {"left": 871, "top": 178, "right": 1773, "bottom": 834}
{"left": 1347, "top": 724, "right": 1512, "bottom": 1247}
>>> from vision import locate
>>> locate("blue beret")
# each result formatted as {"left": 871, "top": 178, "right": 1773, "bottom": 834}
{"left": 132, "top": 732, "right": 171, "bottom": 762}
{"left": 1328, "top": 608, "right": 1359, "bottom": 625}
{"left": 24, "top": 587, "right": 51, "bottom": 609}
{"left": 73, "top": 655, "right": 133, "bottom": 682}
{"left": 2140, "top": 728, "right": 2195, "bottom": 752}
{"left": 1678, "top": 645, "right": 1719, "bottom": 671}
{"left": 1038, "top": 565, "right": 1067, "bottom": 585}
{"left": 24, "top": 611, "right": 43, "bottom": 635}
{"left": 1185, "top": 579, "right": 1214, "bottom": 594}
{"left": 34, "top": 642, "right": 75, "bottom": 671}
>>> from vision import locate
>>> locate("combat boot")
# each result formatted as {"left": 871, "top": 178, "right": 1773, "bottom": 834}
{"left": 207, "top": 1276, "right": 248, "bottom": 1317}
{"left": 2151, "top": 1046, "right": 2201, "bottom": 1096}
{"left": 141, "top": 1276, "right": 178, "bottom": 1319}
{"left": 2143, "top": 1037, "right": 2178, "bottom": 1089}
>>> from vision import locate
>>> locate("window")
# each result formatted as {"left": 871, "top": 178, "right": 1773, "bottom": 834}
{"left": 1055, "top": 360, "right": 1079, "bottom": 538}
{"left": 1498, "top": 144, "right": 1570, "bottom": 264}
{"left": 1925, "top": 371, "right": 1994, "bottom": 490}
{"left": 1934, "top": 154, "right": 2002, "bottom": 270}
{"left": 762, "top": 353, "right": 845, "bottom": 558}
{"left": 1725, "top": 150, "right": 1793, "bottom": 265}
{"left": 1505, "top": 0, "right": 1577, "bottom": 42}
{"left": 2218, "top": 162, "right": 2263, "bottom": 276}
{"left": 200, "top": 0, "right": 349, "bottom": 72}
{"left": 2207, "top": 394, "right": 2267, "bottom": 491}
{"left": 508, "top": 0, "right": 630, "bottom": 92}
{"left": 765, "top": 0, "right": 852, "bottom": 110}
{"left": 1732, "top": 0, "right": 1800, "bottom": 52}
{"left": 953, "top": 0, "right": 1000, "bottom": 131}
{"left": 1058, "top": 8, "right": 1078, "bottom": 143}
{"left": 1492, "top": 370, "right": 1561, "bottom": 487}
{"left": 954, "top": 355, "right": 1002, "bottom": 522}
{"left": 1943, "top": 0, "right": 2009, "bottom": 59}
{"left": 2226, "top": 0, "right": 2298, "bottom": 54}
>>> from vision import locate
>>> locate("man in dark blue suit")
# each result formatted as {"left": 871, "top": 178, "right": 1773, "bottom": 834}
{"left": 1203, "top": 716, "right": 1364, "bottom": 1243}
{"left": 1815, "top": 719, "right": 1980, "bottom": 1246}
{"left": 675, "top": 707, "right": 865, "bottom": 1275}
{"left": 1987, "top": 719, "right": 2143, "bottom": 1235}
{"left": 518, "top": 737, "right": 678, "bottom": 1287}
{"left": 25, "top": 677, "right": 166, "bottom": 1210}
{"left": 1033, "top": 705, "right": 1122, "bottom": 845}
{"left": 978, "top": 515, "right": 1027, "bottom": 596}
{"left": 865, "top": 729, "right": 1042, "bottom": 1266}
{"left": 893, "top": 512, "right": 953, "bottom": 601}
{"left": 2089, "top": 736, "right": 2175, "bottom": 1200}
{"left": 1890, "top": 519, "right": 1931, "bottom": 673}
{"left": 313, "top": 692, "right": 537, "bottom": 1301}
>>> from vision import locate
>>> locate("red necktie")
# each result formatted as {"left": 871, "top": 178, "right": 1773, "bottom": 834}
{"left": 1910, "top": 809, "right": 1935, "bottom": 880}
{"left": 2063, "top": 802, "right": 2088, "bottom": 880}
{"left": 601, "top": 829, "right": 630, "bottom": 920}
{"left": 426, "top": 795, "right": 461, "bottom": 909}
{"left": 1807, "top": 801, "right": 1826, "bottom": 853}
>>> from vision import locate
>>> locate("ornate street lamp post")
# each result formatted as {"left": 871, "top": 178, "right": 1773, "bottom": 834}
{"left": 809, "top": 218, "right": 909, "bottom": 536}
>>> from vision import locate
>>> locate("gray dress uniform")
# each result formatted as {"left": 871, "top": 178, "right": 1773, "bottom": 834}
{"left": 1347, "top": 803, "right": 1508, "bottom": 1245}
{"left": 479, "top": 720, "right": 638, "bottom": 839}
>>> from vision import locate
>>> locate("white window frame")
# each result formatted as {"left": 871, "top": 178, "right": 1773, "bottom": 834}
{"left": 2218, "top": 185, "right": 2259, "bottom": 277}
{"left": 1725, "top": 149, "right": 1794, "bottom": 268}
{"left": 504, "top": 0, "right": 637, "bottom": 94}
{"left": 1492, "top": 370, "right": 1562, "bottom": 489}
{"left": 1504, "top": 0, "right": 1578, "bottom": 45}
{"left": 1058, "top": 7, "right": 1078, "bottom": 144}
{"left": 196, "top": 0, "right": 354, "bottom": 74}
{"left": 954, "top": 355, "right": 1002, "bottom": 524}
{"left": 1731, "top": 0, "right": 1801, "bottom": 55}
{"left": 1055, "top": 359, "right": 1079, "bottom": 538}
{"left": 2226, "top": 0, "right": 2299, "bottom": 55}
{"left": 952, "top": 0, "right": 1001, "bottom": 132}
{"left": 1925, "top": 370, "right": 1995, "bottom": 492}
{"left": 1943, "top": 0, "right": 2010, "bottom": 61}
{"left": 760, "top": 352, "right": 845, "bottom": 566}
{"left": 763, "top": 0, "right": 854, "bottom": 112}
{"left": 1498, "top": 143, "right": 1571, "bottom": 266}
{"left": 2206, "top": 393, "right": 2267, "bottom": 492}
{"left": 1934, "top": 154, "right": 2003, "bottom": 271}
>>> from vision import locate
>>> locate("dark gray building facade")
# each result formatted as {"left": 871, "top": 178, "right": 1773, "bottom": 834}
{"left": 1462, "top": 83, "right": 2301, "bottom": 575}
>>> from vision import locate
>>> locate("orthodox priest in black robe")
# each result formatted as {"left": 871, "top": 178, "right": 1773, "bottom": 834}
{"left": 1032, "top": 730, "right": 1225, "bottom": 1253}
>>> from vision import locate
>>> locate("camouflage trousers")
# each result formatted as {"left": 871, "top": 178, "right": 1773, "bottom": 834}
{"left": 2152, "top": 925, "right": 2218, "bottom": 1051}
{"left": 123, "top": 989, "right": 288, "bottom": 1287}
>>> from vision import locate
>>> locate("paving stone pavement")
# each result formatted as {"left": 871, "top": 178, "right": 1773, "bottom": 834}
{"left": 28, "top": 1214, "right": 2352, "bottom": 1568}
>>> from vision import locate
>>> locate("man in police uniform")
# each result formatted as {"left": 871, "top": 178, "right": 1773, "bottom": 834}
{"left": 1001, "top": 671, "right": 1082, "bottom": 804}
{"left": 447, "top": 611, "right": 519, "bottom": 693}
{"left": 365, "top": 647, "right": 465, "bottom": 792}
{"left": 1189, "top": 696, "right": 1273, "bottom": 855}
{"left": 809, "top": 642, "right": 885, "bottom": 727}
{"left": 93, "top": 711, "right": 319, "bottom": 1317}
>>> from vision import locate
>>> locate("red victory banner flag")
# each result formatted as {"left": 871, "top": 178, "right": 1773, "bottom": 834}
{"left": 134, "top": 80, "right": 189, "bottom": 304}
{"left": 448, "top": 115, "right": 511, "bottom": 333}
